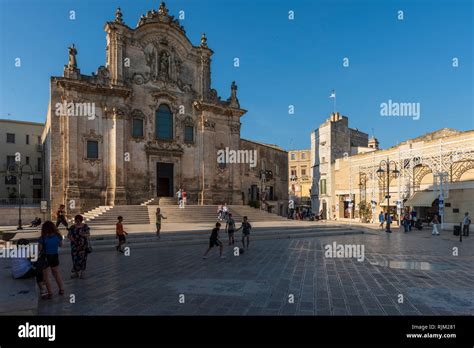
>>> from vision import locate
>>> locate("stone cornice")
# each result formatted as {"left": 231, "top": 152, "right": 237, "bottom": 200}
{"left": 54, "top": 77, "right": 131, "bottom": 98}
{"left": 193, "top": 100, "right": 247, "bottom": 117}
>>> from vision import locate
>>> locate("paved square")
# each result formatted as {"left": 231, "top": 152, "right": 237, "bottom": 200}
{"left": 2, "top": 226, "right": 473, "bottom": 316}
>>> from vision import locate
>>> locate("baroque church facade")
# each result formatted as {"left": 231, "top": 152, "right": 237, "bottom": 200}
{"left": 43, "top": 3, "right": 289, "bottom": 215}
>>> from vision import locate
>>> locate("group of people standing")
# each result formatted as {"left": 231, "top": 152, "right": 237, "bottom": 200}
{"left": 176, "top": 188, "right": 187, "bottom": 208}
{"left": 12, "top": 207, "right": 91, "bottom": 300}
{"left": 217, "top": 203, "right": 229, "bottom": 221}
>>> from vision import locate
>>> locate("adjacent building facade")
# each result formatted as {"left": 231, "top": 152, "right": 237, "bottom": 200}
{"left": 42, "top": 3, "right": 288, "bottom": 216}
{"left": 0, "top": 119, "right": 44, "bottom": 204}
{"left": 288, "top": 149, "right": 312, "bottom": 206}
{"left": 310, "top": 112, "right": 474, "bottom": 227}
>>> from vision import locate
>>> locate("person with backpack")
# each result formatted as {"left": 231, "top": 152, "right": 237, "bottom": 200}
{"left": 226, "top": 213, "right": 236, "bottom": 245}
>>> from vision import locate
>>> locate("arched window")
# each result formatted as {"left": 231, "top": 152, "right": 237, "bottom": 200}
{"left": 156, "top": 104, "right": 173, "bottom": 140}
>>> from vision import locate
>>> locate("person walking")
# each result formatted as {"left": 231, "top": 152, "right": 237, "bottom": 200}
{"left": 55, "top": 204, "right": 68, "bottom": 229}
{"left": 116, "top": 216, "right": 128, "bottom": 252}
{"left": 203, "top": 222, "right": 225, "bottom": 259}
{"left": 155, "top": 208, "right": 167, "bottom": 239}
{"left": 462, "top": 212, "right": 470, "bottom": 237}
{"left": 288, "top": 200, "right": 295, "bottom": 219}
{"left": 410, "top": 209, "right": 417, "bottom": 228}
{"left": 176, "top": 188, "right": 183, "bottom": 208}
{"left": 225, "top": 213, "right": 236, "bottom": 245}
{"left": 182, "top": 189, "right": 187, "bottom": 208}
{"left": 431, "top": 214, "right": 440, "bottom": 236}
{"left": 236, "top": 216, "right": 252, "bottom": 250}
{"left": 67, "top": 215, "right": 90, "bottom": 279}
{"left": 39, "top": 221, "right": 65, "bottom": 298}
{"left": 402, "top": 212, "right": 410, "bottom": 233}
{"left": 378, "top": 211, "right": 385, "bottom": 229}
{"left": 222, "top": 203, "right": 229, "bottom": 221}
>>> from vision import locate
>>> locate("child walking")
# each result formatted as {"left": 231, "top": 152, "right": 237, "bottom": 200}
{"left": 236, "top": 216, "right": 252, "bottom": 250}
{"left": 226, "top": 213, "right": 236, "bottom": 245}
{"left": 203, "top": 222, "right": 225, "bottom": 259}
{"left": 155, "top": 208, "right": 167, "bottom": 239}
{"left": 116, "top": 216, "right": 128, "bottom": 252}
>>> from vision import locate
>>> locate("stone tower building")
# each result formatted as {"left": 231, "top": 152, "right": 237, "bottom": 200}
{"left": 310, "top": 112, "right": 369, "bottom": 218}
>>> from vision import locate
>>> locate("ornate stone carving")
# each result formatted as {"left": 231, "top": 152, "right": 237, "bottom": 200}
{"left": 68, "top": 44, "right": 77, "bottom": 68}
{"left": 115, "top": 7, "right": 124, "bottom": 24}
{"left": 230, "top": 122, "right": 241, "bottom": 134}
{"left": 228, "top": 81, "right": 240, "bottom": 108}
{"left": 145, "top": 140, "right": 184, "bottom": 157}
{"left": 91, "top": 66, "right": 110, "bottom": 86}
{"left": 203, "top": 119, "right": 216, "bottom": 131}
{"left": 82, "top": 129, "right": 103, "bottom": 143}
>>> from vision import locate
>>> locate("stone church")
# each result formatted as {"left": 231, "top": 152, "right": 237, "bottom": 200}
{"left": 43, "top": 3, "right": 288, "bottom": 215}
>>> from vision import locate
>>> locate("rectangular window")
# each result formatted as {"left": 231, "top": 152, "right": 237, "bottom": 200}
{"left": 26, "top": 134, "right": 30, "bottom": 145}
{"left": 5, "top": 175, "right": 17, "bottom": 185}
{"left": 290, "top": 153, "right": 295, "bottom": 160}
{"left": 33, "top": 178, "right": 42, "bottom": 185}
{"left": 301, "top": 168, "right": 306, "bottom": 176}
{"left": 26, "top": 156, "right": 30, "bottom": 165}
{"left": 33, "top": 189, "right": 42, "bottom": 199}
{"left": 37, "top": 158, "right": 42, "bottom": 172}
{"left": 87, "top": 141, "right": 99, "bottom": 159}
{"left": 132, "top": 118, "right": 144, "bottom": 137}
{"left": 7, "top": 133, "right": 15, "bottom": 143}
{"left": 290, "top": 168, "right": 297, "bottom": 177}
{"left": 7, "top": 155, "right": 16, "bottom": 168}
{"left": 184, "top": 126, "right": 194, "bottom": 142}
{"left": 320, "top": 179, "right": 327, "bottom": 195}
{"left": 301, "top": 153, "right": 306, "bottom": 160}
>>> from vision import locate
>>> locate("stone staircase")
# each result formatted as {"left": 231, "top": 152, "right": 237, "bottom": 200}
{"left": 85, "top": 205, "right": 151, "bottom": 226}
{"left": 59, "top": 225, "right": 362, "bottom": 251}
{"left": 82, "top": 206, "right": 112, "bottom": 222}
{"left": 82, "top": 201, "right": 286, "bottom": 227}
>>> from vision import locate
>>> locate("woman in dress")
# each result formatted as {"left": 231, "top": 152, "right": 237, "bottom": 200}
{"left": 67, "top": 214, "right": 90, "bottom": 279}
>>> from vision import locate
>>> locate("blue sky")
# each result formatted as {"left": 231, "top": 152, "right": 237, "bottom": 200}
{"left": 0, "top": 0, "right": 472, "bottom": 150}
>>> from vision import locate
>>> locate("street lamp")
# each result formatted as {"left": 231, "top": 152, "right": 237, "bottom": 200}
{"left": 376, "top": 159, "right": 399, "bottom": 233}
{"left": 6, "top": 162, "right": 34, "bottom": 230}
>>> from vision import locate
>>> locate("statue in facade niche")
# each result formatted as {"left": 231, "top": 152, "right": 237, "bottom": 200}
{"left": 68, "top": 44, "right": 77, "bottom": 68}
{"left": 159, "top": 51, "right": 170, "bottom": 78}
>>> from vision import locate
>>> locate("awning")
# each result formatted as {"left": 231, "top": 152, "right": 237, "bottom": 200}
{"left": 405, "top": 191, "right": 439, "bottom": 207}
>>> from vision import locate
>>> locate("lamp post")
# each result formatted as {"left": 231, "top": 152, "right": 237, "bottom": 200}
{"left": 6, "top": 162, "right": 34, "bottom": 230}
{"left": 376, "top": 159, "right": 399, "bottom": 233}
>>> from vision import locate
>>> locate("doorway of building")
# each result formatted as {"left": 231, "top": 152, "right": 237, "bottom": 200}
{"left": 156, "top": 162, "right": 174, "bottom": 197}
{"left": 322, "top": 201, "right": 327, "bottom": 219}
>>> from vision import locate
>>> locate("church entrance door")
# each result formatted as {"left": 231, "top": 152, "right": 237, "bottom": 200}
{"left": 156, "top": 162, "right": 174, "bottom": 197}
